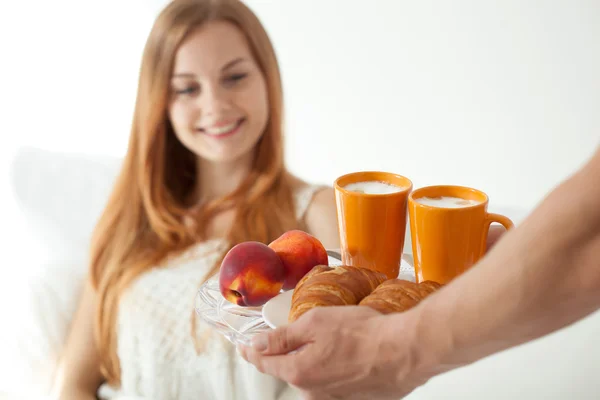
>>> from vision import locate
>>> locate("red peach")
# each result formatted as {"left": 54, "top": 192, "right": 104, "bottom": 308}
{"left": 219, "top": 241, "right": 285, "bottom": 307}
{"left": 268, "top": 230, "right": 329, "bottom": 290}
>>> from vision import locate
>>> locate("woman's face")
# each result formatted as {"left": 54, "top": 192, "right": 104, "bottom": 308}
{"left": 168, "top": 21, "right": 269, "bottom": 163}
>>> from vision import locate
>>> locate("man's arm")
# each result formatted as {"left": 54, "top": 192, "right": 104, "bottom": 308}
{"left": 403, "top": 147, "right": 600, "bottom": 379}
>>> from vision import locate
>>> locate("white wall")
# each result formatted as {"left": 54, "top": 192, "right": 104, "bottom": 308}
{"left": 1, "top": 0, "right": 598, "bottom": 211}
{"left": 251, "top": 0, "right": 600, "bottom": 211}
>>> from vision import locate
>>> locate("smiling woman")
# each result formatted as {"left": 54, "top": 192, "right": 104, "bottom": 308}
{"left": 54, "top": 1, "right": 339, "bottom": 399}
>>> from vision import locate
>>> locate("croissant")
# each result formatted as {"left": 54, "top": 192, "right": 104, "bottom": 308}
{"left": 358, "top": 279, "right": 442, "bottom": 314}
{"left": 289, "top": 265, "right": 388, "bottom": 323}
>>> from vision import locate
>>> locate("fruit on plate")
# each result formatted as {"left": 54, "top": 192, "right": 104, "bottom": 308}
{"left": 268, "top": 229, "right": 329, "bottom": 290}
{"left": 219, "top": 241, "right": 285, "bottom": 307}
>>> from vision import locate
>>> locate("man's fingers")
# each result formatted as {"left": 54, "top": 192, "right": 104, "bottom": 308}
{"left": 251, "top": 324, "right": 307, "bottom": 355}
{"left": 238, "top": 335, "right": 320, "bottom": 387}
{"left": 300, "top": 391, "right": 340, "bottom": 400}
{"left": 239, "top": 344, "right": 305, "bottom": 384}
{"left": 251, "top": 351, "right": 302, "bottom": 380}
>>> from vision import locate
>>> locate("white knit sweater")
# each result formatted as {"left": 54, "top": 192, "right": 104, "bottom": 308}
{"left": 98, "top": 185, "right": 323, "bottom": 400}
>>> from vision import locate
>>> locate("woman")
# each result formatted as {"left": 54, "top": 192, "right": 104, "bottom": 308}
{"left": 57, "top": 0, "right": 339, "bottom": 399}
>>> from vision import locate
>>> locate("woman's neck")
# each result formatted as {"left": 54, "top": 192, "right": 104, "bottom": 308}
{"left": 193, "top": 152, "right": 254, "bottom": 205}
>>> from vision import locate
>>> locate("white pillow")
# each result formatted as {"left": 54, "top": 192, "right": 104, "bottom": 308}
{"left": 1, "top": 147, "right": 121, "bottom": 396}
{"left": 9, "top": 146, "right": 121, "bottom": 260}
{"left": 0, "top": 260, "right": 86, "bottom": 397}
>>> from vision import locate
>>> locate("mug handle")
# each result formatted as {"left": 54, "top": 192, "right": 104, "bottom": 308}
{"left": 483, "top": 213, "right": 514, "bottom": 253}
{"left": 486, "top": 213, "right": 515, "bottom": 230}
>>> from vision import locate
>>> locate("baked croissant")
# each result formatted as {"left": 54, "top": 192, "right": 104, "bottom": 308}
{"left": 358, "top": 279, "right": 442, "bottom": 314}
{"left": 289, "top": 265, "right": 388, "bottom": 323}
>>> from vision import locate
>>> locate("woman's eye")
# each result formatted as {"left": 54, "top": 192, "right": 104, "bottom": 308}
{"left": 224, "top": 73, "right": 248, "bottom": 85}
{"left": 174, "top": 86, "right": 198, "bottom": 95}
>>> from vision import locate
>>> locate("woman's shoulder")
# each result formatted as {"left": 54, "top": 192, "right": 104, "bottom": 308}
{"left": 287, "top": 175, "right": 329, "bottom": 211}
{"left": 290, "top": 175, "right": 330, "bottom": 195}
{"left": 287, "top": 175, "right": 339, "bottom": 248}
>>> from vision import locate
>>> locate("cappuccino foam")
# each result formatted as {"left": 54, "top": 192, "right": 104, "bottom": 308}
{"left": 344, "top": 180, "right": 405, "bottom": 194}
{"left": 416, "top": 196, "right": 480, "bottom": 208}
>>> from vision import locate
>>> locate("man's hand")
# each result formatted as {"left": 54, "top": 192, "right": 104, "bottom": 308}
{"left": 237, "top": 224, "right": 507, "bottom": 400}
{"left": 238, "top": 306, "right": 430, "bottom": 400}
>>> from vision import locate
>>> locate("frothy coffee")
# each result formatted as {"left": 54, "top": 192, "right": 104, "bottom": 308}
{"left": 344, "top": 180, "right": 405, "bottom": 194}
{"left": 416, "top": 196, "right": 480, "bottom": 208}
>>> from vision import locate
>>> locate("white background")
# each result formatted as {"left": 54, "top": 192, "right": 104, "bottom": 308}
{"left": 0, "top": 0, "right": 599, "bottom": 399}
{"left": 1, "top": 0, "right": 598, "bottom": 210}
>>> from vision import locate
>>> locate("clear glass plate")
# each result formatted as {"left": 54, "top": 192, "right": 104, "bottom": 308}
{"left": 195, "top": 250, "right": 414, "bottom": 346}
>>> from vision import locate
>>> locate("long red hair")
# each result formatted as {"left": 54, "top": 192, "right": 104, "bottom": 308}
{"left": 90, "top": 0, "right": 300, "bottom": 385}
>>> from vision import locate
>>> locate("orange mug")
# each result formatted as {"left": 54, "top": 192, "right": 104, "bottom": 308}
{"left": 334, "top": 171, "right": 413, "bottom": 279}
{"left": 408, "top": 185, "right": 514, "bottom": 284}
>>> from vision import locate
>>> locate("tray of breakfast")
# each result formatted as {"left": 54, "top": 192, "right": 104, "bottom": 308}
{"left": 195, "top": 230, "right": 431, "bottom": 347}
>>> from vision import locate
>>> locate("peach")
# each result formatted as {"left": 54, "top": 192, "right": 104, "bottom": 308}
{"left": 268, "top": 230, "right": 329, "bottom": 290}
{"left": 219, "top": 241, "right": 285, "bottom": 307}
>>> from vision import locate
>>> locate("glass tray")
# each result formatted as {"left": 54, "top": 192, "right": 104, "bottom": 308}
{"left": 195, "top": 250, "right": 415, "bottom": 346}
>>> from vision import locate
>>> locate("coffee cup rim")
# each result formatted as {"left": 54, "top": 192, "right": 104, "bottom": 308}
{"left": 334, "top": 171, "right": 413, "bottom": 197}
{"left": 408, "top": 185, "right": 489, "bottom": 209}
